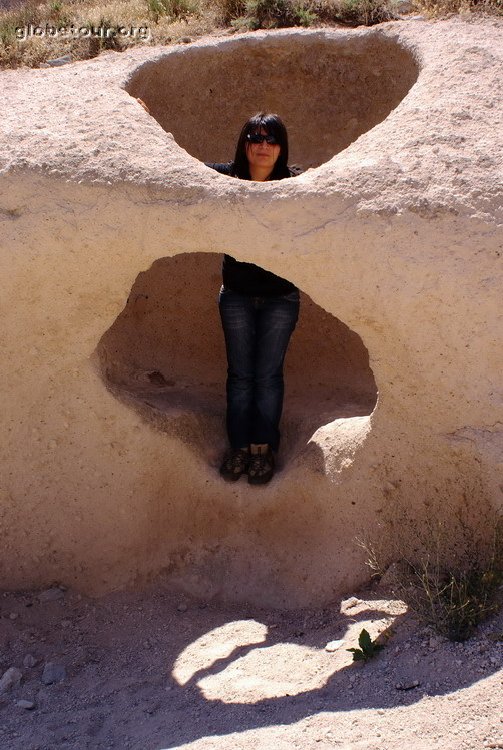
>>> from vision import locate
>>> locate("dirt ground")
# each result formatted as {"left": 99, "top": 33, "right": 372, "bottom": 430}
{"left": 0, "top": 580, "right": 502, "bottom": 750}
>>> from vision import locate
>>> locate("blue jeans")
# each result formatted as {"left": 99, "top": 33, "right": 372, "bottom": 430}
{"left": 218, "top": 286, "right": 300, "bottom": 452}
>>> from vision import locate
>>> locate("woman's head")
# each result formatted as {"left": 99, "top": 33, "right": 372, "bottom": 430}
{"left": 232, "top": 112, "right": 290, "bottom": 181}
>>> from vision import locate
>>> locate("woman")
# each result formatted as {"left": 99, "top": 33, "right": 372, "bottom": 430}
{"left": 206, "top": 113, "right": 301, "bottom": 485}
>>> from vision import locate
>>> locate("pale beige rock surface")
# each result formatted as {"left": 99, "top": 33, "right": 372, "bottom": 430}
{"left": 0, "top": 18, "right": 502, "bottom": 605}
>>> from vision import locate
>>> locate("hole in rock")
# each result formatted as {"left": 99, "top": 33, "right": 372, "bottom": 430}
{"left": 96, "top": 253, "right": 378, "bottom": 464}
{"left": 125, "top": 33, "right": 419, "bottom": 168}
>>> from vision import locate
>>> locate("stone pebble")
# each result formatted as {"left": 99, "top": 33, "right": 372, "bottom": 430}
{"left": 0, "top": 667, "right": 22, "bottom": 694}
{"left": 37, "top": 588, "right": 65, "bottom": 603}
{"left": 41, "top": 662, "right": 67, "bottom": 685}
{"left": 23, "top": 654, "right": 38, "bottom": 668}
{"left": 16, "top": 699, "right": 35, "bottom": 710}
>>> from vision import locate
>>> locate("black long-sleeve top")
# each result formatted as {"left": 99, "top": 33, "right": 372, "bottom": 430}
{"left": 206, "top": 161, "right": 300, "bottom": 297}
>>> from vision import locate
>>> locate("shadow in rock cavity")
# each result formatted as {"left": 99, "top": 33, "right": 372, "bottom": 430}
{"left": 125, "top": 32, "right": 419, "bottom": 168}
{"left": 96, "top": 253, "right": 377, "bottom": 466}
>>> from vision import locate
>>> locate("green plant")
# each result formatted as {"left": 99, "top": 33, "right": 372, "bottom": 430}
{"left": 83, "top": 16, "right": 123, "bottom": 56}
{"left": 49, "top": 0, "right": 63, "bottom": 17}
{"left": 230, "top": 0, "right": 319, "bottom": 27}
{"left": 335, "top": 0, "right": 393, "bottom": 24}
{"left": 244, "top": 0, "right": 295, "bottom": 26}
{"left": 415, "top": 0, "right": 503, "bottom": 14}
{"left": 407, "top": 537, "right": 502, "bottom": 641}
{"left": 211, "top": 0, "right": 247, "bottom": 23}
{"left": 359, "top": 494, "right": 503, "bottom": 642}
{"left": 294, "top": 2, "right": 318, "bottom": 24}
{"left": 0, "top": 0, "right": 42, "bottom": 49}
{"left": 347, "top": 628, "right": 384, "bottom": 661}
{"left": 47, "top": 1, "right": 72, "bottom": 26}
{"left": 146, "top": 0, "right": 196, "bottom": 22}
{"left": 0, "top": 19, "right": 16, "bottom": 47}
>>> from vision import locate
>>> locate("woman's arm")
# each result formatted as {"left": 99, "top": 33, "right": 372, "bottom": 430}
{"left": 205, "top": 162, "right": 234, "bottom": 176}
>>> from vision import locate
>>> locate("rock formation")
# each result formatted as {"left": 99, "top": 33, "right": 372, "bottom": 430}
{"left": 0, "top": 18, "right": 501, "bottom": 606}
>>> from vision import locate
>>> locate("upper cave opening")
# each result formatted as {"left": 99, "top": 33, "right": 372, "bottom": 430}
{"left": 125, "top": 33, "right": 419, "bottom": 169}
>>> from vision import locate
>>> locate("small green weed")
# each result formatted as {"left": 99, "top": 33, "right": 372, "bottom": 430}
{"left": 359, "top": 494, "right": 503, "bottom": 642}
{"left": 49, "top": 1, "right": 63, "bottom": 17}
{"left": 410, "top": 557, "right": 502, "bottom": 642}
{"left": 47, "top": 1, "right": 71, "bottom": 25}
{"left": 211, "top": 0, "right": 246, "bottom": 23}
{"left": 0, "top": 19, "right": 16, "bottom": 47}
{"left": 294, "top": 3, "right": 318, "bottom": 24}
{"left": 231, "top": 0, "right": 318, "bottom": 27}
{"left": 244, "top": 0, "right": 295, "bottom": 27}
{"left": 347, "top": 628, "right": 384, "bottom": 661}
{"left": 83, "top": 16, "right": 124, "bottom": 56}
{"left": 336, "top": 0, "right": 393, "bottom": 23}
{"left": 146, "top": 0, "right": 196, "bottom": 22}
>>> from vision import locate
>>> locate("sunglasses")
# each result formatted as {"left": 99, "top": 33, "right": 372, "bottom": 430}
{"left": 246, "top": 132, "right": 279, "bottom": 145}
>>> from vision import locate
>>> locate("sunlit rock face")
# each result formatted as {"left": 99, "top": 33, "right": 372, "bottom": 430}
{"left": 0, "top": 20, "right": 501, "bottom": 607}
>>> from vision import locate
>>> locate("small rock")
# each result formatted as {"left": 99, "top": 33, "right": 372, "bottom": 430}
{"left": 16, "top": 699, "right": 35, "bottom": 710}
{"left": 9, "top": 612, "right": 18, "bottom": 620}
{"left": 23, "top": 654, "right": 38, "bottom": 669}
{"left": 39, "top": 54, "right": 72, "bottom": 68}
{"left": 177, "top": 603, "right": 188, "bottom": 612}
{"left": 393, "top": 0, "right": 416, "bottom": 12}
{"left": 0, "top": 667, "right": 22, "bottom": 693}
{"left": 378, "top": 561, "right": 408, "bottom": 588}
{"left": 342, "top": 597, "right": 360, "bottom": 609}
{"left": 38, "top": 587, "right": 65, "bottom": 603}
{"left": 41, "top": 662, "right": 66, "bottom": 685}
{"left": 325, "top": 639, "right": 345, "bottom": 652}
{"left": 395, "top": 679, "right": 420, "bottom": 690}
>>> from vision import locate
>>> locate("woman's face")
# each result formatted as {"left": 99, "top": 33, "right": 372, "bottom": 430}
{"left": 245, "top": 127, "right": 281, "bottom": 177}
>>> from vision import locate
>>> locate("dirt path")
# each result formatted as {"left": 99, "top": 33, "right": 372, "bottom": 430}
{"left": 1, "top": 582, "right": 502, "bottom": 749}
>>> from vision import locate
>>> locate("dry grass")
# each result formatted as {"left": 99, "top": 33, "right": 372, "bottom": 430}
{"left": 359, "top": 494, "right": 503, "bottom": 641}
{"left": 1, "top": 0, "right": 501, "bottom": 69}
{"left": 416, "top": 0, "right": 502, "bottom": 15}
{"left": 0, "top": 0, "right": 218, "bottom": 68}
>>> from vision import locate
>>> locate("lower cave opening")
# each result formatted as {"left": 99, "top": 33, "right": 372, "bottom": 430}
{"left": 96, "top": 253, "right": 378, "bottom": 466}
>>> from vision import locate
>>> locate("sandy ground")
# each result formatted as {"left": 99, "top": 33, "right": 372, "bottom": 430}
{"left": 0, "top": 580, "right": 502, "bottom": 750}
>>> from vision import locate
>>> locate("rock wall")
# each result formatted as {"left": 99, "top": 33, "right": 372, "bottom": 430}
{"left": 0, "top": 19, "right": 501, "bottom": 606}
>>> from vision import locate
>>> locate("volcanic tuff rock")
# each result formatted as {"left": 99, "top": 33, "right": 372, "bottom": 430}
{"left": 0, "top": 18, "right": 501, "bottom": 606}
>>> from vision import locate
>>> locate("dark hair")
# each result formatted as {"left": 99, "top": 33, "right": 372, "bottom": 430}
{"left": 231, "top": 112, "right": 290, "bottom": 181}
